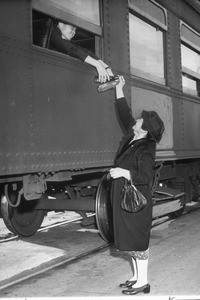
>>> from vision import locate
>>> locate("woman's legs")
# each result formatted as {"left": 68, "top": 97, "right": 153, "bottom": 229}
{"left": 134, "top": 258, "right": 148, "bottom": 287}
{"left": 121, "top": 259, "right": 150, "bottom": 295}
{"left": 130, "top": 248, "right": 149, "bottom": 287}
{"left": 129, "top": 257, "right": 137, "bottom": 281}
{"left": 121, "top": 249, "right": 150, "bottom": 294}
{"left": 121, "top": 249, "right": 149, "bottom": 285}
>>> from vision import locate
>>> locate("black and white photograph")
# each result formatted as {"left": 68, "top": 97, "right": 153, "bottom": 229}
{"left": 0, "top": 0, "right": 200, "bottom": 299}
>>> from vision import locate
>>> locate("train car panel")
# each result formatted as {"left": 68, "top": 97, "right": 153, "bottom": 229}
{"left": 0, "top": 0, "right": 30, "bottom": 42}
{"left": 0, "top": 46, "right": 33, "bottom": 175}
{"left": 166, "top": 11, "right": 182, "bottom": 92}
{"left": 0, "top": 0, "right": 125, "bottom": 176}
{"left": 103, "top": 0, "right": 130, "bottom": 76}
{"left": 30, "top": 48, "right": 122, "bottom": 172}
{"left": 158, "top": 0, "right": 200, "bottom": 34}
{"left": 182, "top": 99, "right": 200, "bottom": 149}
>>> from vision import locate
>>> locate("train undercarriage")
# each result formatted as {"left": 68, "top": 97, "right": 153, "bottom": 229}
{"left": 0, "top": 158, "right": 200, "bottom": 240}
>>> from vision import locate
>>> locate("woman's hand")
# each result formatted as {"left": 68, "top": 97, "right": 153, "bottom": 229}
{"left": 96, "top": 64, "right": 111, "bottom": 82}
{"left": 84, "top": 56, "right": 114, "bottom": 83}
{"left": 96, "top": 64, "right": 114, "bottom": 83}
{"left": 109, "top": 167, "right": 131, "bottom": 180}
{"left": 96, "top": 60, "right": 114, "bottom": 82}
{"left": 106, "top": 67, "right": 114, "bottom": 77}
{"left": 116, "top": 75, "right": 125, "bottom": 90}
{"left": 116, "top": 76, "right": 125, "bottom": 99}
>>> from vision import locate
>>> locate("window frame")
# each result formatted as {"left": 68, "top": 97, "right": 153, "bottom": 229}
{"left": 128, "top": 0, "right": 167, "bottom": 85}
{"left": 31, "top": 0, "right": 103, "bottom": 59}
{"left": 32, "top": 0, "right": 102, "bottom": 36}
{"left": 180, "top": 21, "right": 200, "bottom": 97}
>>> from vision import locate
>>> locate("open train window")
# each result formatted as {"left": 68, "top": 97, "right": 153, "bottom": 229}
{"left": 128, "top": 0, "right": 167, "bottom": 85}
{"left": 181, "top": 23, "right": 200, "bottom": 97}
{"left": 32, "top": 0, "right": 101, "bottom": 57}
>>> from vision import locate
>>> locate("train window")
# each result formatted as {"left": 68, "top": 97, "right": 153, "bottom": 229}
{"left": 181, "top": 24, "right": 200, "bottom": 48}
{"left": 129, "top": 0, "right": 166, "bottom": 26}
{"left": 44, "top": 0, "right": 100, "bottom": 26}
{"left": 181, "top": 45, "right": 200, "bottom": 75}
{"left": 32, "top": 10, "right": 97, "bottom": 54}
{"left": 129, "top": 1, "right": 166, "bottom": 85}
{"left": 32, "top": 0, "right": 101, "bottom": 33}
{"left": 32, "top": 0, "right": 101, "bottom": 57}
{"left": 129, "top": 14, "right": 165, "bottom": 84}
{"left": 181, "top": 23, "right": 200, "bottom": 97}
{"left": 182, "top": 75, "right": 198, "bottom": 96}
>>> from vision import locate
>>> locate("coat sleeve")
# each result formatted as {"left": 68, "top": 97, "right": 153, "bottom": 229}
{"left": 115, "top": 97, "right": 135, "bottom": 134}
{"left": 49, "top": 27, "right": 99, "bottom": 61}
{"left": 129, "top": 151, "right": 155, "bottom": 186}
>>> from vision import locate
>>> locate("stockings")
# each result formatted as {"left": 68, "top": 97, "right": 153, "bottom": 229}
{"left": 128, "top": 248, "right": 149, "bottom": 287}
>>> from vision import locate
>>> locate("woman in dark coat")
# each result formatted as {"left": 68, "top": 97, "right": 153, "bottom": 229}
{"left": 109, "top": 76, "right": 164, "bottom": 295}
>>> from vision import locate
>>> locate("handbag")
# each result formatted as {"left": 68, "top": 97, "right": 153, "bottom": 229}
{"left": 121, "top": 179, "right": 147, "bottom": 213}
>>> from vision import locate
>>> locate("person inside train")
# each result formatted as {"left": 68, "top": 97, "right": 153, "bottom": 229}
{"left": 33, "top": 13, "right": 115, "bottom": 83}
{"left": 109, "top": 76, "right": 164, "bottom": 295}
{"left": 50, "top": 22, "right": 114, "bottom": 83}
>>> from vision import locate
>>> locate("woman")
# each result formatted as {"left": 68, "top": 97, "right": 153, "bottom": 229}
{"left": 109, "top": 76, "right": 164, "bottom": 295}
{"left": 49, "top": 22, "right": 114, "bottom": 83}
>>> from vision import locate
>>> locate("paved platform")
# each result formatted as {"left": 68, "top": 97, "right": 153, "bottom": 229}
{"left": 0, "top": 203, "right": 200, "bottom": 298}
{"left": 0, "top": 211, "right": 98, "bottom": 290}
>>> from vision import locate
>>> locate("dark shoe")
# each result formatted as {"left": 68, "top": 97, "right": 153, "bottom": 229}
{"left": 122, "top": 283, "right": 150, "bottom": 295}
{"left": 119, "top": 280, "right": 137, "bottom": 288}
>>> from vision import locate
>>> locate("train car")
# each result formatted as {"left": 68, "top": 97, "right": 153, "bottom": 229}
{"left": 0, "top": 0, "right": 200, "bottom": 239}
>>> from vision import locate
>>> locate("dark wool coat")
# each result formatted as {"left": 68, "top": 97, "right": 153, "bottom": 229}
{"left": 112, "top": 97, "right": 156, "bottom": 251}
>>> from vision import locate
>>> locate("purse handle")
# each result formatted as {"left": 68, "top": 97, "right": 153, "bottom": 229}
{"left": 126, "top": 176, "right": 137, "bottom": 191}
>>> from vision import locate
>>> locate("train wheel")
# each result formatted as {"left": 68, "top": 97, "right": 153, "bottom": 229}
{"left": 1, "top": 184, "right": 45, "bottom": 237}
{"left": 95, "top": 174, "right": 114, "bottom": 243}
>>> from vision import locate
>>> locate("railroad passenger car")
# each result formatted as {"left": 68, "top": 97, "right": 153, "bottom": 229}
{"left": 0, "top": 0, "right": 200, "bottom": 239}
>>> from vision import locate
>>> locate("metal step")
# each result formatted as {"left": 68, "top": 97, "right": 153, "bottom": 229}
{"left": 153, "top": 186, "right": 185, "bottom": 218}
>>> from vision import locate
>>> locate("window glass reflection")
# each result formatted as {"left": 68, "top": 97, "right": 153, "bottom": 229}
{"left": 182, "top": 75, "right": 197, "bottom": 95}
{"left": 41, "top": 0, "right": 100, "bottom": 26}
{"left": 181, "top": 44, "right": 200, "bottom": 75}
{"left": 181, "top": 24, "right": 200, "bottom": 49}
{"left": 129, "top": 0, "right": 166, "bottom": 25}
{"left": 129, "top": 14, "right": 164, "bottom": 80}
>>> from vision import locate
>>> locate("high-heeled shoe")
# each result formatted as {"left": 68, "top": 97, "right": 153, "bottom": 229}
{"left": 119, "top": 280, "right": 137, "bottom": 288}
{"left": 121, "top": 283, "right": 150, "bottom": 295}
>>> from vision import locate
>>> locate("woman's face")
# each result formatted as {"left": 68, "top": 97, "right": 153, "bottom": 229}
{"left": 132, "top": 118, "right": 145, "bottom": 134}
{"left": 58, "top": 23, "right": 76, "bottom": 40}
